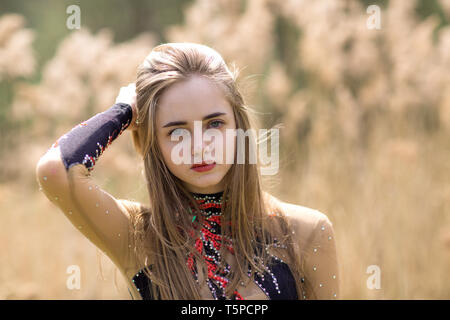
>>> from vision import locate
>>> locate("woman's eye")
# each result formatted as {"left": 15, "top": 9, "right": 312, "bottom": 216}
{"left": 168, "top": 128, "right": 184, "bottom": 137}
{"left": 208, "top": 120, "right": 224, "bottom": 129}
{"left": 168, "top": 121, "right": 224, "bottom": 137}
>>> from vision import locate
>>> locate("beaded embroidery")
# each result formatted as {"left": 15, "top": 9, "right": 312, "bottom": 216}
{"left": 131, "top": 191, "right": 298, "bottom": 300}
{"left": 81, "top": 120, "right": 130, "bottom": 171}
{"left": 186, "top": 192, "right": 242, "bottom": 300}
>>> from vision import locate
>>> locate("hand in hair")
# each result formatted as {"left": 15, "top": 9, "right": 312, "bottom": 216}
{"left": 116, "top": 83, "right": 138, "bottom": 131}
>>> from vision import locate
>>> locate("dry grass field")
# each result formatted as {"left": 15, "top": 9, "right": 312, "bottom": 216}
{"left": 1, "top": 0, "right": 449, "bottom": 299}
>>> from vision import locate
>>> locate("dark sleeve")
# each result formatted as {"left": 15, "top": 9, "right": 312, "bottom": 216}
{"left": 54, "top": 102, "right": 133, "bottom": 172}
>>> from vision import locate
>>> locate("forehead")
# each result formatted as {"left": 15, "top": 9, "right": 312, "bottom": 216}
{"left": 156, "top": 75, "right": 232, "bottom": 125}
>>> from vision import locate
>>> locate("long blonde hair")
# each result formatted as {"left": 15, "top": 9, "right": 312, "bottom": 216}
{"left": 121, "top": 42, "right": 306, "bottom": 299}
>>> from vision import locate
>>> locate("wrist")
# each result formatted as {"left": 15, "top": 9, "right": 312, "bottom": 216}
{"left": 126, "top": 103, "right": 140, "bottom": 131}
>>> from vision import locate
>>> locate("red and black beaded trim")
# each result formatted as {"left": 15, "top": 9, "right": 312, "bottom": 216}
{"left": 187, "top": 192, "right": 243, "bottom": 300}
{"left": 131, "top": 191, "right": 298, "bottom": 300}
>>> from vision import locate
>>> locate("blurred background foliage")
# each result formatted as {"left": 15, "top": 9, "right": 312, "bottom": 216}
{"left": 1, "top": 0, "right": 450, "bottom": 299}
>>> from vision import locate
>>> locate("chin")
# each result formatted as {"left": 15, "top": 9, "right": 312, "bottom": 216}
{"left": 188, "top": 173, "right": 223, "bottom": 188}
{"left": 169, "top": 162, "right": 232, "bottom": 192}
{"left": 181, "top": 167, "right": 227, "bottom": 191}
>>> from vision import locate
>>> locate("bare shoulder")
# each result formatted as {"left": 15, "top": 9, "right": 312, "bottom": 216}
{"left": 264, "top": 192, "right": 333, "bottom": 244}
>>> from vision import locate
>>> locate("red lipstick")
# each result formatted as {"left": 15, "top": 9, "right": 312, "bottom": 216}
{"left": 191, "top": 161, "right": 216, "bottom": 172}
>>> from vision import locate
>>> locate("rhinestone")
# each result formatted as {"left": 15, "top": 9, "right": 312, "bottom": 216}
{"left": 328, "top": 236, "right": 332, "bottom": 240}
{"left": 333, "top": 293, "right": 337, "bottom": 298}
{"left": 321, "top": 226, "right": 325, "bottom": 231}
{"left": 88, "top": 186, "right": 92, "bottom": 190}
{"left": 313, "top": 266, "right": 317, "bottom": 271}
{"left": 95, "top": 203, "right": 99, "bottom": 207}
{"left": 319, "top": 283, "right": 323, "bottom": 287}
{"left": 43, "top": 176, "right": 47, "bottom": 181}
{"left": 313, "top": 248, "right": 318, "bottom": 253}
{"left": 105, "top": 210, "right": 109, "bottom": 214}
{"left": 332, "top": 275, "right": 336, "bottom": 279}
{"left": 68, "top": 211, "right": 72, "bottom": 215}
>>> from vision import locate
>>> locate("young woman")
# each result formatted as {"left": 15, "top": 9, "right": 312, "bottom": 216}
{"left": 36, "top": 42, "right": 339, "bottom": 300}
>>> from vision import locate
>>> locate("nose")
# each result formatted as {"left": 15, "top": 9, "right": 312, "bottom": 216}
{"left": 192, "top": 135, "right": 205, "bottom": 160}
{"left": 191, "top": 130, "right": 213, "bottom": 163}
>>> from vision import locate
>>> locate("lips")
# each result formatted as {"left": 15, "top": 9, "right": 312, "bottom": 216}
{"left": 191, "top": 161, "right": 216, "bottom": 172}
{"left": 191, "top": 161, "right": 215, "bottom": 169}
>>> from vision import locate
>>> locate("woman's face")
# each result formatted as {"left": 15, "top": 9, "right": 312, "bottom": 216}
{"left": 156, "top": 75, "right": 236, "bottom": 194}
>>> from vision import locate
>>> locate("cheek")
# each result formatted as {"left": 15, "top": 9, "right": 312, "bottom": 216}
{"left": 158, "top": 138, "right": 176, "bottom": 168}
{"left": 160, "top": 145, "right": 172, "bottom": 166}
{"left": 223, "top": 129, "right": 237, "bottom": 164}
{"left": 162, "top": 146, "right": 177, "bottom": 168}
{"left": 158, "top": 138, "right": 190, "bottom": 177}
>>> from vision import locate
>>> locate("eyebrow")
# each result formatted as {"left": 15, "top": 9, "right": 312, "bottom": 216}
{"left": 162, "top": 112, "right": 227, "bottom": 128}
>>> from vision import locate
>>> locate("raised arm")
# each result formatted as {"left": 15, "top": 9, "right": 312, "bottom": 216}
{"left": 35, "top": 84, "right": 139, "bottom": 270}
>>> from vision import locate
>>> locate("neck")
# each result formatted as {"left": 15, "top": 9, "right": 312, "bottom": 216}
{"left": 183, "top": 181, "right": 226, "bottom": 195}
